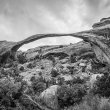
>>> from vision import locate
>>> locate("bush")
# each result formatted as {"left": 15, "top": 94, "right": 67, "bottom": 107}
{"left": 31, "top": 77, "right": 46, "bottom": 94}
{"left": 100, "top": 98, "right": 110, "bottom": 110}
{"left": 19, "top": 66, "right": 24, "bottom": 71}
{"left": 47, "top": 55, "right": 56, "bottom": 66}
{"left": 50, "top": 68, "right": 59, "bottom": 77}
{"left": 57, "top": 84, "right": 87, "bottom": 108}
{"left": 27, "top": 62, "right": 36, "bottom": 69}
{"left": 92, "top": 73, "right": 110, "bottom": 97}
{"left": 0, "top": 68, "right": 44, "bottom": 110}
{"left": 0, "top": 78, "right": 23, "bottom": 109}
{"left": 70, "top": 53, "right": 77, "bottom": 63}
{"left": 59, "top": 45, "right": 64, "bottom": 48}
{"left": 100, "top": 102, "right": 110, "bottom": 110}
{"left": 84, "top": 94, "right": 100, "bottom": 110}
{"left": 17, "top": 52, "right": 27, "bottom": 64}
{"left": 66, "top": 76, "right": 86, "bottom": 86}
{"left": 64, "top": 94, "right": 110, "bottom": 110}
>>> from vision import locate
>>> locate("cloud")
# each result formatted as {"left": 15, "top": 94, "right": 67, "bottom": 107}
{"left": 82, "top": 0, "right": 110, "bottom": 25}
{"left": 0, "top": 0, "right": 110, "bottom": 50}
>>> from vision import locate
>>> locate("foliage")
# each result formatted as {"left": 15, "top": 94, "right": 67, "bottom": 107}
{"left": 0, "top": 65, "right": 45, "bottom": 110}
{"left": 92, "top": 73, "right": 110, "bottom": 97}
{"left": 47, "top": 55, "right": 56, "bottom": 66}
{"left": 17, "top": 52, "right": 27, "bottom": 64}
{"left": 70, "top": 53, "right": 77, "bottom": 63}
{"left": 0, "top": 77, "right": 23, "bottom": 109}
{"left": 66, "top": 76, "right": 86, "bottom": 86}
{"left": 27, "top": 62, "right": 36, "bottom": 69}
{"left": 99, "top": 97, "right": 110, "bottom": 110}
{"left": 100, "top": 101, "right": 110, "bottom": 110}
{"left": 31, "top": 76, "right": 46, "bottom": 95}
{"left": 50, "top": 68, "right": 59, "bottom": 77}
{"left": 84, "top": 94, "right": 100, "bottom": 110}
{"left": 19, "top": 66, "right": 25, "bottom": 71}
{"left": 66, "top": 94, "right": 110, "bottom": 110}
{"left": 57, "top": 77, "right": 65, "bottom": 85}
{"left": 59, "top": 45, "right": 64, "bottom": 48}
{"left": 57, "top": 84, "right": 87, "bottom": 108}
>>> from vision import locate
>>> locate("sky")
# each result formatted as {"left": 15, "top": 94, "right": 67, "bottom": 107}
{"left": 0, "top": 0, "right": 110, "bottom": 51}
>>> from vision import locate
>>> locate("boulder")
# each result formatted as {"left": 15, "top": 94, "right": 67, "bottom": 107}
{"left": 90, "top": 74, "right": 103, "bottom": 88}
{"left": 79, "top": 63, "right": 86, "bottom": 67}
{"left": 40, "top": 85, "right": 60, "bottom": 110}
{"left": 60, "top": 74, "right": 73, "bottom": 81}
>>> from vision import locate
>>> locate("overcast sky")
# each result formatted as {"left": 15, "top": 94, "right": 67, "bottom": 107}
{"left": 0, "top": 0, "right": 110, "bottom": 50}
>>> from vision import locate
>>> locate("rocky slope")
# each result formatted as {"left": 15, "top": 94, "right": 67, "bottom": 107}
{"left": 1, "top": 17, "right": 110, "bottom": 110}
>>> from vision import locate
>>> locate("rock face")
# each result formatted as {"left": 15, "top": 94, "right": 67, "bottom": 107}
{"left": 1, "top": 17, "right": 110, "bottom": 66}
{"left": 40, "top": 85, "right": 60, "bottom": 110}
{"left": 90, "top": 74, "right": 103, "bottom": 88}
{"left": 0, "top": 34, "right": 69, "bottom": 64}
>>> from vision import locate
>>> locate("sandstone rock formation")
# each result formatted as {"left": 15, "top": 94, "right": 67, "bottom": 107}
{"left": 0, "top": 34, "right": 69, "bottom": 64}
{"left": 1, "top": 17, "right": 110, "bottom": 66}
{"left": 40, "top": 85, "right": 60, "bottom": 110}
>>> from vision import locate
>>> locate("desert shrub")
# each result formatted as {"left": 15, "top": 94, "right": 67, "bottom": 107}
{"left": 99, "top": 97, "right": 110, "bottom": 110}
{"left": 0, "top": 68, "right": 7, "bottom": 78}
{"left": 0, "top": 76, "right": 42, "bottom": 110}
{"left": 65, "top": 95, "right": 110, "bottom": 110}
{"left": 50, "top": 77, "right": 56, "bottom": 85}
{"left": 70, "top": 53, "right": 77, "bottom": 63}
{"left": 30, "top": 75, "right": 36, "bottom": 82}
{"left": 66, "top": 76, "right": 86, "bottom": 86}
{"left": 17, "top": 52, "right": 27, "bottom": 64}
{"left": 69, "top": 94, "right": 101, "bottom": 110}
{"left": 92, "top": 73, "right": 110, "bottom": 97}
{"left": 57, "top": 77, "right": 65, "bottom": 85}
{"left": 68, "top": 102, "right": 91, "bottom": 110}
{"left": 57, "top": 84, "right": 87, "bottom": 108}
{"left": 11, "top": 62, "right": 20, "bottom": 76}
{"left": 59, "top": 45, "right": 64, "bottom": 48}
{"left": 31, "top": 77, "right": 46, "bottom": 94}
{"left": 27, "top": 62, "right": 36, "bottom": 69}
{"left": 32, "top": 82, "right": 45, "bottom": 94}
{"left": 0, "top": 62, "right": 21, "bottom": 79}
{"left": 85, "top": 94, "right": 100, "bottom": 110}
{"left": 4, "top": 62, "right": 13, "bottom": 68}
{"left": 41, "top": 66, "right": 44, "bottom": 69}
{"left": 100, "top": 101, "right": 110, "bottom": 110}
{"left": 0, "top": 67, "right": 43, "bottom": 110}
{"left": 9, "top": 65, "right": 24, "bottom": 83}
{"left": 67, "top": 95, "right": 100, "bottom": 110}
{"left": 50, "top": 68, "right": 59, "bottom": 77}
{"left": 0, "top": 78, "right": 23, "bottom": 109}
{"left": 47, "top": 55, "right": 56, "bottom": 66}
{"left": 19, "top": 66, "right": 24, "bottom": 71}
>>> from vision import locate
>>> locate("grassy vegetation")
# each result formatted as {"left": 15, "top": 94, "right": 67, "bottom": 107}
{"left": 0, "top": 54, "right": 110, "bottom": 110}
